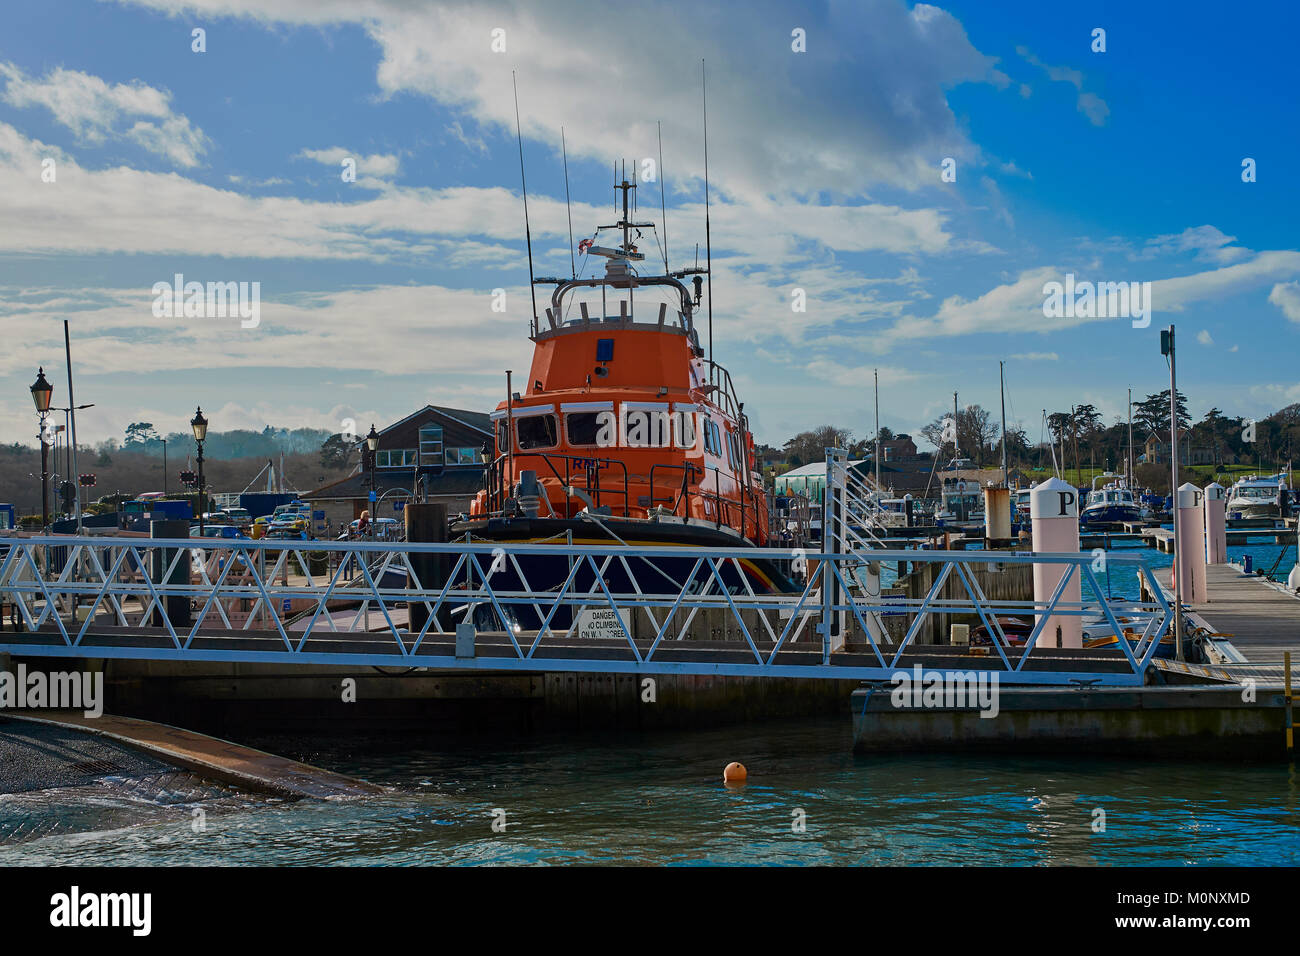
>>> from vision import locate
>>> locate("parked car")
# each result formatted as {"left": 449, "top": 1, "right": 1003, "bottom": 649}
{"left": 270, "top": 513, "right": 309, "bottom": 534}
{"left": 190, "top": 524, "right": 247, "bottom": 539}
{"left": 221, "top": 507, "right": 253, "bottom": 528}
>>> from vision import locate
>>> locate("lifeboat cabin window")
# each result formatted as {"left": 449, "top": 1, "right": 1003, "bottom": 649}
{"left": 566, "top": 412, "right": 602, "bottom": 447}
{"left": 703, "top": 419, "right": 723, "bottom": 457}
{"left": 516, "top": 413, "right": 558, "bottom": 450}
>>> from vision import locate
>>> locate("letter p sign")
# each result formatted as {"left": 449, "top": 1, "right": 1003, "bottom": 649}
{"left": 1058, "top": 491, "right": 1075, "bottom": 516}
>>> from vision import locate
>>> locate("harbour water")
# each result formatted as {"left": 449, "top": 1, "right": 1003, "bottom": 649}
{"left": 3, "top": 718, "right": 1300, "bottom": 866}
{"left": 2, "top": 535, "right": 1297, "bottom": 866}
{"left": 1084, "top": 539, "right": 1295, "bottom": 602}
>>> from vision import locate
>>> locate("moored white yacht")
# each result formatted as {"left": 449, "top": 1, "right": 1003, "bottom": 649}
{"left": 1225, "top": 473, "right": 1290, "bottom": 519}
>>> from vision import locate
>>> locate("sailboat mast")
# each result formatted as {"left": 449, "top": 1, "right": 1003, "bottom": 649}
{"left": 874, "top": 368, "right": 880, "bottom": 489}
{"left": 1044, "top": 410, "right": 1060, "bottom": 477}
{"left": 1127, "top": 386, "right": 1134, "bottom": 488}
{"left": 999, "top": 360, "right": 1008, "bottom": 487}
{"left": 952, "top": 391, "right": 959, "bottom": 464}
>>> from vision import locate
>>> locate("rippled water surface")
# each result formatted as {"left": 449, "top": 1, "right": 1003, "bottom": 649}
{"left": 4, "top": 718, "right": 1299, "bottom": 866}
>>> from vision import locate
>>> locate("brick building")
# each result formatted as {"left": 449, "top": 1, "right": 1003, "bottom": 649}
{"left": 304, "top": 405, "right": 492, "bottom": 532}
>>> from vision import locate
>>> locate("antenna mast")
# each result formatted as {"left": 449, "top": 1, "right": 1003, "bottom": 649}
{"left": 512, "top": 73, "right": 538, "bottom": 334}
{"left": 702, "top": 59, "right": 714, "bottom": 380}
{"left": 562, "top": 127, "right": 576, "bottom": 280}
{"left": 658, "top": 120, "right": 669, "bottom": 273}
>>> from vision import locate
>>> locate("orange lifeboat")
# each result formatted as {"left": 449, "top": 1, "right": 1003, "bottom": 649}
{"left": 452, "top": 177, "right": 791, "bottom": 603}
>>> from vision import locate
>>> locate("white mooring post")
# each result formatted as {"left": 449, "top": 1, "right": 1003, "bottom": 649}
{"left": 822, "top": 448, "right": 846, "bottom": 656}
{"left": 1288, "top": 526, "right": 1300, "bottom": 591}
{"left": 1174, "top": 483, "right": 1208, "bottom": 604}
{"left": 1029, "top": 477, "right": 1082, "bottom": 649}
{"left": 1203, "top": 482, "right": 1227, "bottom": 565}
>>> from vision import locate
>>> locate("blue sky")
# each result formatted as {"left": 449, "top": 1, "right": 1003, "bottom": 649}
{"left": 1, "top": 0, "right": 1297, "bottom": 454}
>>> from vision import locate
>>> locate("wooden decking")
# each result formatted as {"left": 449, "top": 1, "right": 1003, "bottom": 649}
{"left": 1146, "top": 527, "right": 1295, "bottom": 552}
{"left": 1188, "top": 563, "right": 1300, "bottom": 684}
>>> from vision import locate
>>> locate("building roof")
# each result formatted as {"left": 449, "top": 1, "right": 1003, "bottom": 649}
{"left": 777, "top": 459, "right": 869, "bottom": 480}
{"left": 378, "top": 404, "right": 492, "bottom": 438}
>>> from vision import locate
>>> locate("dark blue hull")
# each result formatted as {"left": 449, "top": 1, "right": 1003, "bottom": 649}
{"left": 1080, "top": 504, "right": 1142, "bottom": 526}
{"left": 439, "top": 516, "right": 798, "bottom": 632}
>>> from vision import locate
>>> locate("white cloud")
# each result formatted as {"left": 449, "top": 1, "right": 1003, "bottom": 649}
{"left": 445, "top": 120, "right": 487, "bottom": 155}
{"left": 873, "top": 250, "right": 1300, "bottom": 349}
{"left": 0, "top": 121, "right": 955, "bottom": 264}
{"left": 295, "top": 146, "right": 400, "bottom": 185}
{"left": 1016, "top": 46, "right": 1109, "bottom": 126}
{"left": 1144, "top": 225, "right": 1249, "bottom": 265}
{"left": 1268, "top": 281, "right": 1300, "bottom": 323}
{"left": 1010, "top": 351, "right": 1058, "bottom": 361}
{"left": 1076, "top": 93, "right": 1109, "bottom": 126}
{"left": 0, "top": 62, "right": 208, "bottom": 167}
{"left": 1196, "top": 329, "right": 1213, "bottom": 345}
{"left": 117, "top": 0, "right": 1010, "bottom": 200}
{"left": 0, "top": 282, "right": 532, "bottom": 380}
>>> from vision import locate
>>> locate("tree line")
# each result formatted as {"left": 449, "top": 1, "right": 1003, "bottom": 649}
{"left": 771, "top": 393, "right": 1300, "bottom": 475}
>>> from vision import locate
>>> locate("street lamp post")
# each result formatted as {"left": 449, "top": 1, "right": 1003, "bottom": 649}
{"left": 366, "top": 425, "right": 380, "bottom": 542}
{"left": 191, "top": 407, "right": 208, "bottom": 536}
{"left": 30, "top": 368, "right": 53, "bottom": 531}
{"left": 161, "top": 437, "right": 168, "bottom": 497}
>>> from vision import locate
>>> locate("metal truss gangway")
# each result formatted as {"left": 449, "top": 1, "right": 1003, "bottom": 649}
{"left": 0, "top": 532, "right": 1172, "bottom": 686}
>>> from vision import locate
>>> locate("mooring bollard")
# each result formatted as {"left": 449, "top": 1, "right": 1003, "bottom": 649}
{"left": 1029, "top": 477, "right": 1082, "bottom": 649}
{"left": 984, "top": 485, "right": 1011, "bottom": 544}
{"left": 1203, "top": 482, "right": 1227, "bottom": 565}
{"left": 1174, "top": 483, "right": 1207, "bottom": 604}
{"left": 405, "top": 502, "right": 448, "bottom": 633}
